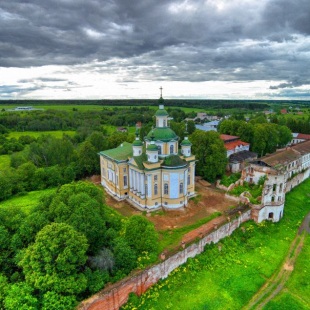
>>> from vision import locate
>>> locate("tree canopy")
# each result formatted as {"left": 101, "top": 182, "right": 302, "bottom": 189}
{"left": 190, "top": 130, "right": 227, "bottom": 182}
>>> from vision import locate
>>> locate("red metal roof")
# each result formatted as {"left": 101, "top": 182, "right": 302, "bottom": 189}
{"left": 297, "top": 133, "right": 310, "bottom": 140}
{"left": 224, "top": 140, "right": 249, "bottom": 151}
{"left": 220, "top": 134, "right": 239, "bottom": 142}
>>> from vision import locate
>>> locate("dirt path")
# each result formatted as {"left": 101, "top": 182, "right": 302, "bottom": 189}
{"left": 242, "top": 212, "right": 310, "bottom": 310}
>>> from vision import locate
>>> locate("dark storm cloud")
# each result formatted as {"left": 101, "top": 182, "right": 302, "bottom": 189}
{"left": 0, "top": 0, "right": 309, "bottom": 87}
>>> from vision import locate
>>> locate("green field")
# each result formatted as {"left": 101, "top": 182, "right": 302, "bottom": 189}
{"left": 0, "top": 188, "right": 56, "bottom": 214}
{"left": 263, "top": 234, "right": 310, "bottom": 310}
{"left": 8, "top": 130, "right": 76, "bottom": 139}
{"left": 122, "top": 179, "right": 310, "bottom": 310}
{"left": 0, "top": 104, "right": 206, "bottom": 113}
{"left": 0, "top": 154, "right": 10, "bottom": 170}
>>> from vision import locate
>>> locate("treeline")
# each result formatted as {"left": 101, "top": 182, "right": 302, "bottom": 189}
{"left": 219, "top": 118, "right": 292, "bottom": 156}
{"left": 269, "top": 115, "right": 310, "bottom": 134}
{"left": 0, "top": 182, "right": 159, "bottom": 309}
{"left": 0, "top": 130, "right": 135, "bottom": 201}
{"left": 0, "top": 108, "right": 154, "bottom": 131}
{"left": 0, "top": 99, "right": 274, "bottom": 110}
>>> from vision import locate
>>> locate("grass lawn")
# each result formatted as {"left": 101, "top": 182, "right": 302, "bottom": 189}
{"left": 8, "top": 130, "right": 76, "bottom": 139}
{"left": 158, "top": 212, "right": 222, "bottom": 253}
{"left": 0, "top": 154, "right": 10, "bottom": 170}
{"left": 0, "top": 188, "right": 56, "bottom": 214}
{"left": 122, "top": 178, "right": 310, "bottom": 310}
{"left": 263, "top": 234, "right": 310, "bottom": 310}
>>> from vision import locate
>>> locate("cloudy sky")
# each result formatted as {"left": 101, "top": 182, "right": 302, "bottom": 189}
{"left": 1, "top": 0, "right": 309, "bottom": 100}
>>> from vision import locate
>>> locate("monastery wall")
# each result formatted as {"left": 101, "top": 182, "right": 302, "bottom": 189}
{"left": 78, "top": 210, "right": 251, "bottom": 310}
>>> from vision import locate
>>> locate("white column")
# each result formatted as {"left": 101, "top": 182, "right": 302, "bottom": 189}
{"left": 147, "top": 175, "right": 152, "bottom": 198}
{"left": 129, "top": 169, "right": 133, "bottom": 190}
{"left": 141, "top": 174, "right": 145, "bottom": 195}
{"left": 184, "top": 170, "right": 188, "bottom": 194}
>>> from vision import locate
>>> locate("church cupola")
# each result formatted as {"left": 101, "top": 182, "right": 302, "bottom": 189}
{"left": 146, "top": 131, "right": 159, "bottom": 163}
{"left": 132, "top": 129, "right": 143, "bottom": 156}
{"left": 181, "top": 127, "right": 192, "bottom": 157}
{"left": 155, "top": 87, "right": 169, "bottom": 128}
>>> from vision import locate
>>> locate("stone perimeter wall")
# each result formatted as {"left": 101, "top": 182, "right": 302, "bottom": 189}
{"left": 78, "top": 210, "right": 251, "bottom": 310}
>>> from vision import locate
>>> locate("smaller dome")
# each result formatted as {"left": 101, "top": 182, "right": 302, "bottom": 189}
{"left": 155, "top": 109, "right": 169, "bottom": 116}
{"left": 133, "top": 139, "right": 143, "bottom": 146}
{"left": 147, "top": 144, "right": 158, "bottom": 151}
{"left": 181, "top": 139, "right": 192, "bottom": 146}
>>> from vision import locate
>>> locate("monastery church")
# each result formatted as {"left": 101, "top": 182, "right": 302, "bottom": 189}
{"left": 99, "top": 94, "right": 196, "bottom": 210}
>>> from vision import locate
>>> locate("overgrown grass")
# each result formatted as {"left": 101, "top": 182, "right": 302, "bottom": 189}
{"left": 229, "top": 180, "right": 264, "bottom": 204}
{"left": 8, "top": 130, "right": 76, "bottom": 139}
{"left": 0, "top": 154, "right": 10, "bottom": 170}
{"left": 158, "top": 212, "right": 222, "bottom": 253}
{"left": 0, "top": 188, "right": 56, "bottom": 214}
{"left": 220, "top": 172, "right": 241, "bottom": 187}
{"left": 122, "top": 178, "right": 310, "bottom": 310}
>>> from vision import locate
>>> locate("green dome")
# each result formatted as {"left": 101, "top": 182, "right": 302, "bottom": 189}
{"left": 181, "top": 139, "right": 192, "bottom": 146}
{"left": 132, "top": 139, "right": 143, "bottom": 146}
{"left": 147, "top": 144, "right": 158, "bottom": 151}
{"left": 155, "top": 109, "right": 169, "bottom": 116}
{"left": 146, "top": 127, "right": 178, "bottom": 142}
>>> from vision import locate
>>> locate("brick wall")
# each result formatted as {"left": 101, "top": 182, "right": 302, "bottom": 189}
{"left": 78, "top": 210, "right": 251, "bottom": 310}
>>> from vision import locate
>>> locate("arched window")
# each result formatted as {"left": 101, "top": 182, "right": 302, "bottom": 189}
{"left": 187, "top": 174, "right": 190, "bottom": 185}
{"left": 179, "top": 182, "right": 183, "bottom": 194}
{"left": 170, "top": 144, "right": 174, "bottom": 154}
{"left": 163, "top": 120, "right": 166, "bottom": 127}
{"left": 164, "top": 183, "right": 169, "bottom": 195}
{"left": 158, "top": 145, "right": 162, "bottom": 155}
{"left": 154, "top": 184, "right": 158, "bottom": 195}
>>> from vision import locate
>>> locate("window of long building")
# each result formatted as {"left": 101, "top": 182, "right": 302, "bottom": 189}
{"left": 179, "top": 182, "right": 183, "bottom": 194}
{"left": 164, "top": 183, "right": 168, "bottom": 195}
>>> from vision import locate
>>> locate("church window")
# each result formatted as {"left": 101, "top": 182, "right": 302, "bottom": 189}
{"left": 187, "top": 174, "right": 190, "bottom": 185}
{"left": 123, "top": 168, "right": 126, "bottom": 173}
{"left": 164, "top": 183, "right": 169, "bottom": 195}
{"left": 279, "top": 183, "right": 283, "bottom": 192}
{"left": 170, "top": 145, "right": 174, "bottom": 154}
{"left": 163, "top": 120, "right": 166, "bottom": 127}
{"left": 273, "top": 184, "right": 276, "bottom": 192}
{"left": 158, "top": 146, "right": 162, "bottom": 155}
{"left": 123, "top": 176, "right": 128, "bottom": 187}
{"left": 179, "top": 182, "right": 183, "bottom": 194}
{"left": 154, "top": 184, "right": 158, "bottom": 195}
{"left": 154, "top": 175, "right": 158, "bottom": 181}
{"left": 278, "top": 196, "right": 281, "bottom": 201}
{"left": 271, "top": 196, "right": 275, "bottom": 202}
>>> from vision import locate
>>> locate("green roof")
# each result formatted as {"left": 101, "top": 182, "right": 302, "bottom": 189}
{"left": 133, "top": 153, "right": 147, "bottom": 170}
{"left": 146, "top": 127, "right": 178, "bottom": 142}
{"left": 181, "top": 139, "right": 192, "bottom": 146}
{"left": 147, "top": 144, "right": 158, "bottom": 151}
{"left": 162, "top": 155, "right": 187, "bottom": 168}
{"left": 99, "top": 142, "right": 132, "bottom": 161}
{"left": 155, "top": 109, "right": 169, "bottom": 116}
{"left": 132, "top": 139, "right": 143, "bottom": 146}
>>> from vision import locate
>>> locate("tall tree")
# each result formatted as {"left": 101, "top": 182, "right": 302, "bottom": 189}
{"left": 190, "top": 130, "right": 227, "bottom": 182}
{"left": 19, "top": 223, "right": 88, "bottom": 294}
